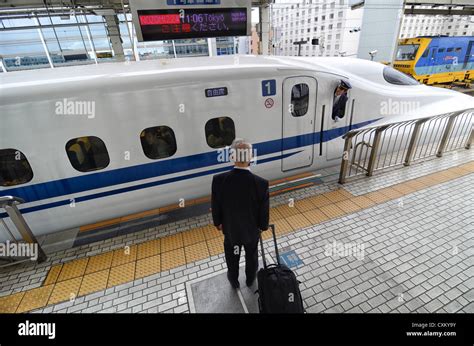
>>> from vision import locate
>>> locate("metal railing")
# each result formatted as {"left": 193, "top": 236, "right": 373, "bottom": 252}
{"left": 339, "top": 108, "right": 474, "bottom": 184}
{"left": 0, "top": 196, "right": 47, "bottom": 267}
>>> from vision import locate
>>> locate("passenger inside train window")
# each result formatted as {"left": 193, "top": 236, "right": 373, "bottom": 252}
{"left": 0, "top": 149, "right": 33, "bottom": 187}
{"left": 291, "top": 83, "right": 310, "bottom": 117}
{"left": 140, "top": 126, "right": 177, "bottom": 160}
{"left": 66, "top": 136, "right": 110, "bottom": 172}
{"left": 205, "top": 117, "right": 236, "bottom": 149}
{"left": 332, "top": 80, "right": 351, "bottom": 122}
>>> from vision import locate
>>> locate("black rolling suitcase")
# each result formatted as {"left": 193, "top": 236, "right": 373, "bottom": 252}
{"left": 256, "top": 224, "right": 305, "bottom": 313}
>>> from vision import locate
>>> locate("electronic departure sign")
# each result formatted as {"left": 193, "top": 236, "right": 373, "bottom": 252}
{"left": 130, "top": 0, "right": 251, "bottom": 42}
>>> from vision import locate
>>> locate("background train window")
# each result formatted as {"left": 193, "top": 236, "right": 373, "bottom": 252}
{"left": 455, "top": 47, "right": 462, "bottom": 52}
{"left": 205, "top": 117, "right": 235, "bottom": 149}
{"left": 438, "top": 48, "right": 445, "bottom": 53}
{"left": 140, "top": 126, "right": 177, "bottom": 160}
{"left": 383, "top": 66, "right": 419, "bottom": 86}
{"left": 66, "top": 136, "right": 110, "bottom": 172}
{"left": 447, "top": 48, "right": 454, "bottom": 52}
{"left": 0, "top": 149, "right": 33, "bottom": 187}
{"left": 422, "top": 48, "right": 429, "bottom": 58}
{"left": 291, "top": 83, "right": 310, "bottom": 117}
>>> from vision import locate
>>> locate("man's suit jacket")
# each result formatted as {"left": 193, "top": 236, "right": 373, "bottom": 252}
{"left": 211, "top": 168, "right": 270, "bottom": 245}
{"left": 332, "top": 93, "right": 348, "bottom": 120}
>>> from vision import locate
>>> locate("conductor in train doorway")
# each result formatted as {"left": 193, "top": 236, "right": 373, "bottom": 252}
{"left": 211, "top": 139, "right": 270, "bottom": 289}
{"left": 332, "top": 79, "right": 352, "bottom": 122}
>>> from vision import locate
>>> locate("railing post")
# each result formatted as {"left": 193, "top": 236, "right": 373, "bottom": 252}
{"left": 436, "top": 113, "right": 458, "bottom": 157}
{"left": 404, "top": 119, "right": 425, "bottom": 166}
{"left": 465, "top": 128, "right": 474, "bottom": 150}
{"left": 339, "top": 132, "right": 356, "bottom": 184}
{"left": 0, "top": 196, "right": 47, "bottom": 263}
{"left": 366, "top": 126, "right": 388, "bottom": 177}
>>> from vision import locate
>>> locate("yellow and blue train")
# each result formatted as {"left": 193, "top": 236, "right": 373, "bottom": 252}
{"left": 394, "top": 36, "right": 474, "bottom": 85}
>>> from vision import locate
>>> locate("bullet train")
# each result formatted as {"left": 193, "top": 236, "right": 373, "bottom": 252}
{"left": 1, "top": 55, "right": 473, "bottom": 240}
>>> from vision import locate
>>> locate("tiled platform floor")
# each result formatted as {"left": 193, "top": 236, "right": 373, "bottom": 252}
{"left": 0, "top": 150, "right": 472, "bottom": 313}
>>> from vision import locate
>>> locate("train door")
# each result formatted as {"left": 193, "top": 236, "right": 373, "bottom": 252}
{"left": 463, "top": 40, "right": 474, "bottom": 69}
{"left": 281, "top": 76, "right": 317, "bottom": 172}
{"left": 428, "top": 45, "right": 438, "bottom": 75}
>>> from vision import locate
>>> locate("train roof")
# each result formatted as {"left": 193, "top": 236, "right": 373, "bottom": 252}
{"left": 0, "top": 55, "right": 389, "bottom": 90}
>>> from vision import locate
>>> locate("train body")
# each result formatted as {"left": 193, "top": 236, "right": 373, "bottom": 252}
{"left": 394, "top": 36, "right": 474, "bottom": 85}
{"left": 1, "top": 55, "right": 473, "bottom": 240}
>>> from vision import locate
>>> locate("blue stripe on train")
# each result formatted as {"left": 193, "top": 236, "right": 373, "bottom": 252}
{"left": 0, "top": 118, "right": 380, "bottom": 217}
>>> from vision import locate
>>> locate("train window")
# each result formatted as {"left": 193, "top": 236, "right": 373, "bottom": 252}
{"left": 66, "top": 136, "right": 110, "bottom": 172}
{"left": 447, "top": 48, "right": 454, "bottom": 52}
{"left": 383, "top": 66, "right": 419, "bottom": 86}
{"left": 438, "top": 48, "right": 445, "bottom": 53}
{"left": 395, "top": 44, "right": 419, "bottom": 61}
{"left": 0, "top": 149, "right": 33, "bottom": 187}
{"left": 455, "top": 47, "right": 462, "bottom": 52}
{"left": 422, "top": 48, "right": 429, "bottom": 58}
{"left": 140, "top": 126, "right": 177, "bottom": 160}
{"left": 205, "top": 117, "right": 235, "bottom": 149}
{"left": 291, "top": 83, "right": 310, "bottom": 117}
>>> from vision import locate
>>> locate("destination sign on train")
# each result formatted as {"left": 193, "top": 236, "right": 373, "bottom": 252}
{"left": 137, "top": 8, "right": 248, "bottom": 41}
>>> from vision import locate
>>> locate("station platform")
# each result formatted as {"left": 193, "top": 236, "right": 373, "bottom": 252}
{"left": 0, "top": 149, "right": 472, "bottom": 314}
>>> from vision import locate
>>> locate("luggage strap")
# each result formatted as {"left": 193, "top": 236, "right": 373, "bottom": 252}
{"left": 259, "top": 224, "right": 280, "bottom": 269}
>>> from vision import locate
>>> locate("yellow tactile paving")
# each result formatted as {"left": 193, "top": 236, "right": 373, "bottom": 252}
{"left": 0, "top": 292, "right": 25, "bottom": 313}
{"left": 335, "top": 199, "right": 362, "bottom": 214}
{"left": 16, "top": 285, "right": 54, "bottom": 313}
{"left": 161, "top": 248, "right": 186, "bottom": 271}
{"left": 294, "top": 198, "right": 317, "bottom": 212}
{"left": 378, "top": 187, "right": 405, "bottom": 200}
{"left": 43, "top": 264, "right": 63, "bottom": 285}
{"left": 14, "top": 162, "right": 469, "bottom": 313}
{"left": 307, "top": 193, "right": 333, "bottom": 208}
{"left": 111, "top": 245, "right": 137, "bottom": 267}
{"left": 107, "top": 262, "right": 136, "bottom": 288}
{"left": 206, "top": 237, "right": 224, "bottom": 256}
{"left": 285, "top": 213, "right": 313, "bottom": 230}
{"left": 135, "top": 255, "right": 161, "bottom": 280}
{"left": 365, "top": 191, "right": 393, "bottom": 203}
{"left": 302, "top": 208, "right": 329, "bottom": 224}
{"left": 351, "top": 195, "right": 376, "bottom": 209}
{"left": 185, "top": 242, "right": 210, "bottom": 263}
{"left": 274, "top": 203, "right": 300, "bottom": 218}
{"left": 48, "top": 277, "right": 82, "bottom": 305}
{"left": 85, "top": 251, "right": 113, "bottom": 274}
{"left": 390, "top": 183, "right": 417, "bottom": 195}
{"left": 201, "top": 224, "right": 224, "bottom": 240}
{"left": 79, "top": 269, "right": 110, "bottom": 296}
{"left": 269, "top": 207, "right": 284, "bottom": 222}
{"left": 137, "top": 239, "right": 161, "bottom": 260}
{"left": 161, "top": 233, "right": 184, "bottom": 253}
{"left": 57, "top": 257, "right": 89, "bottom": 282}
{"left": 272, "top": 218, "right": 294, "bottom": 236}
{"left": 183, "top": 228, "right": 206, "bottom": 246}
{"left": 323, "top": 189, "right": 353, "bottom": 203}
{"left": 320, "top": 204, "right": 346, "bottom": 219}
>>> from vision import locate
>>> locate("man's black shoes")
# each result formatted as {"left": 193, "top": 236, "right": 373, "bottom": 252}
{"left": 227, "top": 272, "right": 240, "bottom": 289}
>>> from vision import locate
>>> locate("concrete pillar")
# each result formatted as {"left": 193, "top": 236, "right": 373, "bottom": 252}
{"left": 208, "top": 38, "right": 217, "bottom": 57}
{"left": 104, "top": 15, "right": 125, "bottom": 62}
{"left": 356, "top": 0, "right": 404, "bottom": 63}
{"left": 259, "top": 5, "right": 270, "bottom": 55}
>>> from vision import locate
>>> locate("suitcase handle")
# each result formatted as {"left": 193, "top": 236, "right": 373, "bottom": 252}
{"left": 259, "top": 224, "right": 280, "bottom": 269}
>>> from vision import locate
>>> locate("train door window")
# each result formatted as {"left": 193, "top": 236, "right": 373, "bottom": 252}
{"left": 422, "top": 48, "right": 429, "bottom": 58}
{"left": 140, "top": 126, "right": 177, "bottom": 160}
{"left": 66, "top": 136, "right": 110, "bottom": 172}
{"left": 332, "top": 85, "right": 350, "bottom": 121}
{"left": 205, "top": 117, "right": 235, "bottom": 149}
{"left": 0, "top": 149, "right": 33, "bottom": 187}
{"left": 290, "top": 83, "right": 310, "bottom": 117}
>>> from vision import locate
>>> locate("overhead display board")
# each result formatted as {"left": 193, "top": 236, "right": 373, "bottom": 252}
{"left": 130, "top": 0, "right": 251, "bottom": 42}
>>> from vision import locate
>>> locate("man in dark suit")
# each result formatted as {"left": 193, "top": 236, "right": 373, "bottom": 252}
{"left": 331, "top": 80, "right": 352, "bottom": 121}
{"left": 211, "top": 139, "right": 270, "bottom": 288}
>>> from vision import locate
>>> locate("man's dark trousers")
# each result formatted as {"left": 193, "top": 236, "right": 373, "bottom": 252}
{"left": 224, "top": 237, "right": 259, "bottom": 282}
